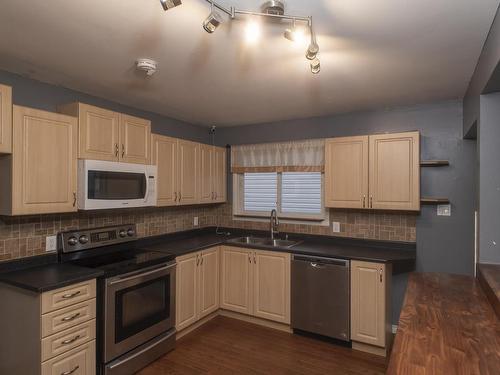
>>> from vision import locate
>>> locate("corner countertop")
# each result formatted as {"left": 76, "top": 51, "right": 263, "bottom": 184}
{"left": 0, "top": 263, "right": 104, "bottom": 293}
{"left": 387, "top": 272, "right": 500, "bottom": 375}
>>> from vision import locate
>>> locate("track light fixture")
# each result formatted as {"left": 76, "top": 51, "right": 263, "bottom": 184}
{"left": 160, "top": 0, "right": 320, "bottom": 74}
{"left": 203, "top": 1, "right": 223, "bottom": 33}
{"left": 159, "top": 0, "right": 182, "bottom": 12}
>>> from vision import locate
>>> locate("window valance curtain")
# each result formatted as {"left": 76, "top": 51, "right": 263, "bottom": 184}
{"left": 231, "top": 139, "right": 325, "bottom": 173}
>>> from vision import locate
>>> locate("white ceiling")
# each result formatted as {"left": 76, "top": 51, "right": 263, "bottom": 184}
{"left": 0, "top": 0, "right": 498, "bottom": 126}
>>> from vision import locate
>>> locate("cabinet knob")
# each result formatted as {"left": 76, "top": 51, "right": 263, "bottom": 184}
{"left": 73, "top": 192, "right": 77, "bottom": 207}
{"left": 115, "top": 144, "right": 119, "bottom": 157}
{"left": 122, "top": 144, "right": 125, "bottom": 158}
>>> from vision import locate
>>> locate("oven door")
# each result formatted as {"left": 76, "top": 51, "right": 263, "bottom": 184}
{"left": 104, "top": 261, "right": 176, "bottom": 362}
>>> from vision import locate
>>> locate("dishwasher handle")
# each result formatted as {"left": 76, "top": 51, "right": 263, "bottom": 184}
{"left": 293, "top": 255, "right": 349, "bottom": 268}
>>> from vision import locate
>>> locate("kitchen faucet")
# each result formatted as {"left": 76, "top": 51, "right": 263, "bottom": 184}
{"left": 270, "top": 209, "right": 279, "bottom": 239}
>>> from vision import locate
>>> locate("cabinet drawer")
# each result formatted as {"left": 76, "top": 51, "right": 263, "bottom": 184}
{"left": 41, "top": 320, "right": 96, "bottom": 362}
{"left": 42, "top": 340, "right": 95, "bottom": 375}
{"left": 42, "top": 299, "right": 96, "bottom": 338}
{"left": 42, "top": 280, "right": 96, "bottom": 314}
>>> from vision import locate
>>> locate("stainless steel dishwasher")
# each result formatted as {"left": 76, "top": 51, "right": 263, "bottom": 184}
{"left": 291, "top": 255, "right": 350, "bottom": 341}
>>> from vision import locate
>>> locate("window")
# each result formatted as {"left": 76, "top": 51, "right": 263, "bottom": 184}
{"left": 234, "top": 172, "right": 326, "bottom": 222}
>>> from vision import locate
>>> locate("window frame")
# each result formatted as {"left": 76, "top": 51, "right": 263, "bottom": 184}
{"left": 232, "top": 172, "right": 328, "bottom": 223}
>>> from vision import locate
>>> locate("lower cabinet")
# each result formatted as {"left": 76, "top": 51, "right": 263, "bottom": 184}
{"left": 176, "top": 247, "right": 220, "bottom": 332}
{"left": 220, "top": 246, "right": 291, "bottom": 324}
{"left": 0, "top": 279, "right": 97, "bottom": 375}
{"left": 351, "top": 260, "right": 392, "bottom": 355}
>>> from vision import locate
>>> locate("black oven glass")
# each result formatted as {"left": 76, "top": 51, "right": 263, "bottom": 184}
{"left": 115, "top": 276, "right": 170, "bottom": 343}
{"left": 88, "top": 171, "right": 146, "bottom": 200}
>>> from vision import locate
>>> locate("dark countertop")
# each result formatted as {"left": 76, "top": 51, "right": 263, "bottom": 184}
{"left": 0, "top": 263, "right": 104, "bottom": 293}
{"left": 139, "top": 228, "right": 416, "bottom": 266}
{"left": 387, "top": 272, "right": 500, "bottom": 375}
{"left": 0, "top": 227, "right": 416, "bottom": 293}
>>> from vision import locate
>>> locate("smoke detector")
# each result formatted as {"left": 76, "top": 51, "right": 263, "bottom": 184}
{"left": 261, "top": 1, "right": 285, "bottom": 15}
{"left": 136, "top": 58, "right": 158, "bottom": 76}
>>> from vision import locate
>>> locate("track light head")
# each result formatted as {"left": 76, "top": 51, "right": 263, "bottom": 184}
{"left": 160, "top": 0, "right": 182, "bottom": 11}
{"left": 306, "top": 40, "right": 319, "bottom": 60}
{"left": 310, "top": 57, "right": 320, "bottom": 74}
{"left": 203, "top": 10, "right": 223, "bottom": 33}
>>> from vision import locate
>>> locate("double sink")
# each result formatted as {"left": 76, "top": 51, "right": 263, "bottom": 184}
{"left": 227, "top": 236, "right": 302, "bottom": 248}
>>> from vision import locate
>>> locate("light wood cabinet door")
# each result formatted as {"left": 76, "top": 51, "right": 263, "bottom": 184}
{"left": 253, "top": 250, "right": 291, "bottom": 324}
{"left": 213, "top": 146, "right": 227, "bottom": 203}
{"left": 176, "top": 252, "right": 199, "bottom": 331}
{"left": 59, "top": 103, "right": 120, "bottom": 161}
{"left": 0, "top": 84, "right": 12, "bottom": 154}
{"left": 198, "top": 143, "right": 214, "bottom": 204}
{"left": 177, "top": 140, "right": 199, "bottom": 205}
{"left": 351, "top": 260, "right": 389, "bottom": 348}
{"left": 325, "top": 136, "right": 369, "bottom": 209}
{"left": 220, "top": 247, "right": 253, "bottom": 315}
{"left": 11, "top": 106, "right": 77, "bottom": 215}
{"left": 119, "top": 114, "right": 151, "bottom": 164}
{"left": 369, "top": 132, "right": 420, "bottom": 211}
{"left": 151, "top": 134, "right": 178, "bottom": 206}
{"left": 198, "top": 247, "right": 220, "bottom": 319}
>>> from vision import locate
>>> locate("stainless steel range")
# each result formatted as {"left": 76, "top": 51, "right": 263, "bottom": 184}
{"left": 59, "top": 224, "right": 176, "bottom": 375}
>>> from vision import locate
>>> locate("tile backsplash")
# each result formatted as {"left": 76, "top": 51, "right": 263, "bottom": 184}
{"left": 0, "top": 203, "right": 416, "bottom": 262}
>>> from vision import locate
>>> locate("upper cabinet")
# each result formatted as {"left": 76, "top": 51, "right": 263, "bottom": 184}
{"left": 59, "top": 102, "right": 151, "bottom": 164}
{"left": 0, "top": 106, "right": 77, "bottom": 215}
{"left": 177, "top": 139, "right": 199, "bottom": 205}
{"left": 152, "top": 134, "right": 178, "bottom": 206}
{"left": 325, "top": 131, "right": 420, "bottom": 211}
{"left": 0, "top": 84, "right": 12, "bottom": 154}
{"left": 199, "top": 144, "right": 226, "bottom": 204}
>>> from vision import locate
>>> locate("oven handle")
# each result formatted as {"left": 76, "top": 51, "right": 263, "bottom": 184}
{"left": 108, "top": 263, "right": 176, "bottom": 286}
{"left": 143, "top": 169, "right": 150, "bottom": 202}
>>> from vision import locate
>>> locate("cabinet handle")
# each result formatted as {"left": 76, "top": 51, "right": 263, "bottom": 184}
{"left": 61, "top": 365, "right": 80, "bottom": 375}
{"left": 174, "top": 192, "right": 177, "bottom": 202}
{"left": 196, "top": 255, "right": 199, "bottom": 266}
{"left": 122, "top": 144, "right": 125, "bottom": 158}
{"left": 370, "top": 196, "right": 373, "bottom": 208}
{"left": 362, "top": 195, "right": 366, "bottom": 208}
{"left": 201, "top": 256, "right": 204, "bottom": 265}
{"left": 73, "top": 192, "right": 77, "bottom": 207}
{"left": 61, "top": 334, "right": 80, "bottom": 345}
{"left": 61, "top": 312, "right": 81, "bottom": 322}
{"left": 115, "top": 143, "right": 119, "bottom": 157}
{"left": 179, "top": 192, "right": 181, "bottom": 202}
{"left": 253, "top": 254, "right": 256, "bottom": 264}
{"left": 248, "top": 254, "right": 251, "bottom": 263}
{"left": 379, "top": 268, "right": 383, "bottom": 283}
{"left": 62, "top": 290, "right": 81, "bottom": 299}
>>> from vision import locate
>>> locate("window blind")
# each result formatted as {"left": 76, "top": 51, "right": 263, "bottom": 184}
{"left": 243, "top": 173, "right": 277, "bottom": 212}
{"left": 281, "top": 172, "right": 322, "bottom": 214}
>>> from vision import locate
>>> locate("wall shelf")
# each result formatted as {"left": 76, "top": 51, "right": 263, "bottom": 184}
{"left": 420, "top": 160, "right": 449, "bottom": 167}
{"left": 421, "top": 198, "right": 450, "bottom": 205}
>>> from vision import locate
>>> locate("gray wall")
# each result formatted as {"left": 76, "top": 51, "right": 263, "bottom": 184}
{"left": 463, "top": 5, "right": 500, "bottom": 137}
{"left": 0, "top": 70, "right": 211, "bottom": 144}
{"left": 218, "top": 101, "right": 476, "bottom": 323}
{"left": 479, "top": 92, "right": 500, "bottom": 264}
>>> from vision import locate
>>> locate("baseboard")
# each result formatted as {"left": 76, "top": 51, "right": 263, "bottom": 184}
{"left": 352, "top": 341, "right": 388, "bottom": 357}
{"left": 218, "top": 309, "right": 292, "bottom": 333}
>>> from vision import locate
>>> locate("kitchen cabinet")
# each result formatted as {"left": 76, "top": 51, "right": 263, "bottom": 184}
{"left": 0, "top": 279, "right": 97, "bottom": 375}
{"left": 0, "top": 106, "right": 78, "bottom": 215}
{"left": 199, "top": 144, "right": 227, "bottom": 204}
{"left": 351, "top": 260, "right": 392, "bottom": 356}
{"left": 152, "top": 134, "right": 199, "bottom": 206}
{"left": 176, "top": 247, "right": 220, "bottom": 332}
{"left": 325, "top": 131, "right": 419, "bottom": 211}
{"left": 58, "top": 102, "right": 151, "bottom": 164}
{"left": 0, "top": 84, "right": 12, "bottom": 154}
{"left": 325, "top": 136, "right": 368, "bottom": 209}
{"left": 220, "top": 246, "right": 291, "bottom": 324}
{"left": 369, "top": 132, "right": 420, "bottom": 210}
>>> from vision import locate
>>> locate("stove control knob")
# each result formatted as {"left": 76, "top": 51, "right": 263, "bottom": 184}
{"left": 127, "top": 228, "right": 135, "bottom": 237}
{"left": 119, "top": 230, "right": 127, "bottom": 238}
{"left": 68, "top": 237, "right": 78, "bottom": 246}
{"left": 79, "top": 235, "right": 89, "bottom": 244}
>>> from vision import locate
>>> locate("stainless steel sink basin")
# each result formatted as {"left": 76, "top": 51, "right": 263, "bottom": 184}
{"left": 229, "top": 236, "right": 268, "bottom": 245}
{"left": 228, "top": 236, "right": 301, "bottom": 248}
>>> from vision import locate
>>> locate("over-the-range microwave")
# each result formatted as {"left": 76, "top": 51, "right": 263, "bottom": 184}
{"left": 78, "top": 160, "right": 157, "bottom": 210}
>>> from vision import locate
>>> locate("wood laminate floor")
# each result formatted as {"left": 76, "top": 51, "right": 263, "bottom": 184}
{"left": 138, "top": 316, "right": 388, "bottom": 375}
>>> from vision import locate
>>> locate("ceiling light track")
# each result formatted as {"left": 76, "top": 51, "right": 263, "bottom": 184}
{"left": 159, "top": 0, "right": 320, "bottom": 74}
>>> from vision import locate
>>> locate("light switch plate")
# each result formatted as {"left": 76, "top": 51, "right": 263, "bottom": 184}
{"left": 193, "top": 216, "right": 199, "bottom": 226}
{"left": 332, "top": 222, "right": 341, "bottom": 233}
{"left": 46, "top": 235, "right": 57, "bottom": 252}
{"left": 437, "top": 204, "right": 451, "bottom": 216}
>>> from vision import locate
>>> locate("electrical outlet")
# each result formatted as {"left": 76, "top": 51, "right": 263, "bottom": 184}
{"left": 46, "top": 235, "right": 57, "bottom": 252}
{"left": 193, "top": 216, "right": 199, "bottom": 226}
{"left": 332, "top": 222, "right": 341, "bottom": 233}
{"left": 437, "top": 204, "right": 451, "bottom": 216}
